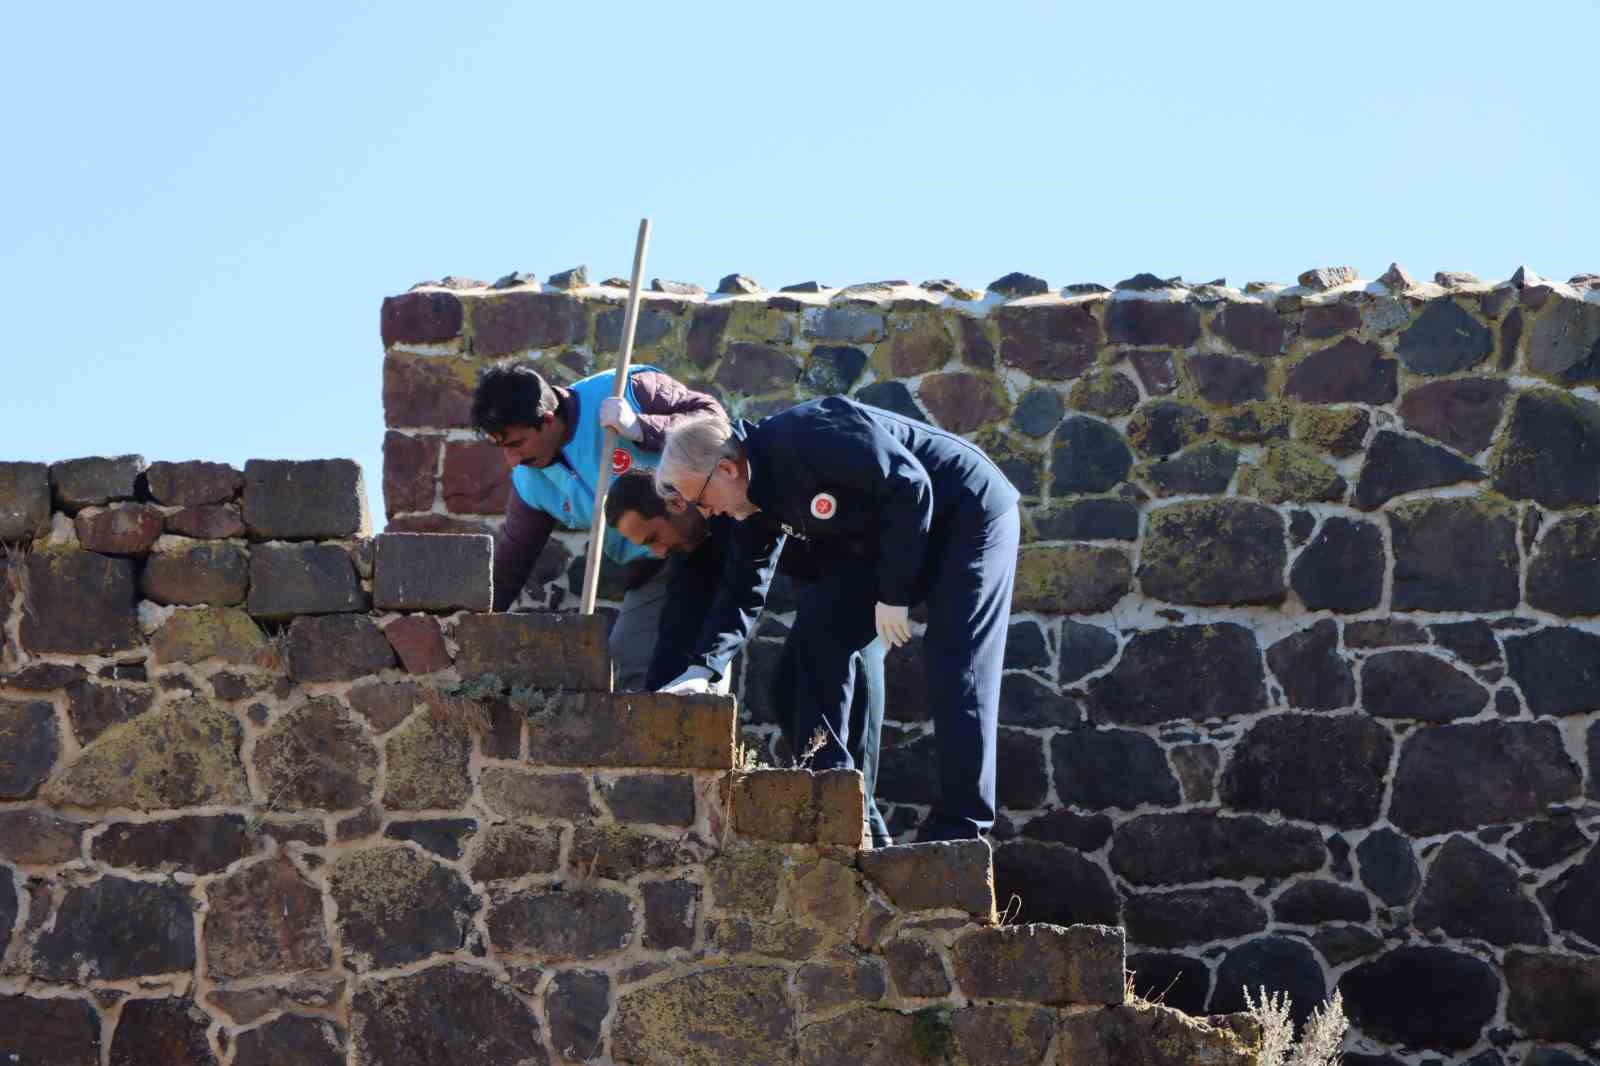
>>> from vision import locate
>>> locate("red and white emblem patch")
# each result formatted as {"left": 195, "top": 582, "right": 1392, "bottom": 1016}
{"left": 611, "top": 448, "right": 633, "bottom": 475}
{"left": 810, "top": 493, "right": 837, "bottom": 519}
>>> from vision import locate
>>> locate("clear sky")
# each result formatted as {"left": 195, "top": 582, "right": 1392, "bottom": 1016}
{"left": 3, "top": 2, "right": 1595, "bottom": 525}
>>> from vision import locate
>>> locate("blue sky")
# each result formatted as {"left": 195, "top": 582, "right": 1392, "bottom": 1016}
{"left": 3, "top": 2, "right": 1595, "bottom": 525}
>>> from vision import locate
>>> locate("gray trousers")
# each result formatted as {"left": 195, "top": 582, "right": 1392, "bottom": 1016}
{"left": 608, "top": 566, "right": 728, "bottom": 695}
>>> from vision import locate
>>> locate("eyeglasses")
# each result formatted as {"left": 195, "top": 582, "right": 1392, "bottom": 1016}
{"left": 682, "top": 466, "right": 716, "bottom": 514}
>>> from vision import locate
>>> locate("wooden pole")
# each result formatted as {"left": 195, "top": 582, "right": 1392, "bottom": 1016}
{"left": 580, "top": 217, "right": 652, "bottom": 615}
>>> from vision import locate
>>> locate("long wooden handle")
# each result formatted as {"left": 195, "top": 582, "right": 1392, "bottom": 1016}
{"left": 580, "top": 217, "right": 652, "bottom": 615}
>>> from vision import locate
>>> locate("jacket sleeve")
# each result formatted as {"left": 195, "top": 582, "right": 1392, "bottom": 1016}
{"left": 492, "top": 491, "right": 557, "bottom": 612}
{"left": 628, "top": 370, "right": 726, "bottom": 452}
{"left": 685, "top": 518, "right": 786, "bottom": 679}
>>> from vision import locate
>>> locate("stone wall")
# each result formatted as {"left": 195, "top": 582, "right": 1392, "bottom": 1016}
{"left": 0, "top": 460, "right": 1263, "bottom": 1064}
{"left": 380, "top": 264, "right": 1600, "bottom": 1065}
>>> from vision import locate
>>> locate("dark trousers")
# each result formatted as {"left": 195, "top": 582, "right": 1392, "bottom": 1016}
{"left": 779, "top": 502, "right": 1019, "bottom": 840}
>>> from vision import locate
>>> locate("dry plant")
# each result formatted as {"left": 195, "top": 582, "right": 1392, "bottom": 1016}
{"left": 421, "top": 686, "right": 491, "bottom": 738}
{"left": 1243, "top": 986, "right": 1347, "bottom": 1066}
{"left": 1, "top": 540, "right": 33, "bottom": 619}
{"left": 792, "top": 728, "right": 828, "bottom": 770}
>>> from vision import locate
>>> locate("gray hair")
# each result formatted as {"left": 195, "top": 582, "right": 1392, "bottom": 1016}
{"left": 655, "top": 415, "right": 739, "bottom": 499}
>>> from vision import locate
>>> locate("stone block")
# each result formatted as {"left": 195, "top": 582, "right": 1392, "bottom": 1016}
{"left": 382, "top": 430, "right": 439, "bottom": 515}
{"left": 1050, "top": 415, "right": 1132, "bottom": 493}
{"left": 1123, "top": 887, "right": 1267, "bottom": 947}
{"left": 31, "top": 875, "right": 195, "bottom": 981}
{"left": 242, "top": 458, "right": 369, "bottom": 540}
{"left": 441, "top": 440, "right": 510, "bottom": 514}
{"left": 385, "top": 817, "right": 478, "bottom": 860}
{"left": 523, "top": 691, "right": 733, "bottom": 769}
{"left": 43, "top": 698, "right": 247, "bottom": 810}
{"left": 996, "top": 304, "right": 1100, "bottom": 380}
{"left": 1340, "top": 946, "right": 1500, "bottom": 1050}
{"left": 1219, "top": 713, "right": 1393, "bottom": 829}
{"left": 1489, "top": 389, "right": 1600, "bottom": 508}
{"left": 1106, "top": 298, "right": 1200, "bottom": 348}
{"left": 63, "top": 680, "right": 152, "bottom": 744}
{"left": 1353, "top": 430, "right": 1483, "bottom": 510}
{"left": 145, "top": 460, "right": 241, "bottom": 506}
{"left": 858, "top": 840, "right": 995, "bottom": 918}
{"left": 1526, "top": 513, "right": 1600, "bottom": 617}
{"left": 1140, "top": 441, "right": 1239, "bottom": 496}
{"left": 952, "top": 922, "right": 1123, "bottom": 1006}
{"left": 1504, "top": 952, "right": 1600, "bottom": 1047}
{"left": 20, "top": 550, "right": 140, "bottom": 654}
{"left": 1128, "top": 400, "right": 1210, "bottom": 458}
{"left": 1013, "top": 544, "right": 1130, "bottom": 613}
{"left": 381, "top": 289, "right": 464, "bottom": 346}
{"left": 1414, "top": 836, "right": 1547, "bottom": 946}
{"left": 165, "top": 502, "right": 245, "bottom": 539}
{"left": 1399, "top": 378, "right": 1508, "bottom": 456}
{"left": 0, "top": 809, "right": 85, "bottom": 864}
{"left": 106, "top": 999, "right": 217, "bottom": 1066}
{"left": 72, "top": 502, "right": 165, "bottom": 554}
{"left": 1090, "top": 623, "right": 1265, "bottom": 727}
{"left": 467, "top": 290, "right": 588, "bottom": 356}
{"left": 1361, "top": 650, "right": 1489, "bottom": 721}
{"left": 1187, "top": 352, "right": 1267, "bottom": 406}
{"left": 286, "top": 614, "right": 396, "bottom": 682}
{"left": 487, "top": 885, "right": 634, "bottom": 961}
{"left": 1284, "top": 338, "right": 1397, "bottom": 404}
{"left": 600, "top": 772, "right": 696, "bottom": 826}
{"left": 796, "top": 951, "right": 887, "bottom": 1014}
{"left": 382, "top": 614, "right": 452, "bottom": 674}
{"left": 1266, "top": 619, "right": 1354, "bottom": 710}
{"left": 383, "top": 709, "right": 471, "bottom": 810}
{"left": 91, "top": 814, "right": 252, "bottom": 875}
{"left": 1212, "top": 301, "right": 1287, "bottom": 356}
{"left": 545, "top": 969, "right": 609, "bottom": 1061}
{"left": 0, "top": 461, "right": 50, "bottom": 542}
{"left": 351, "top": 964, "right": 545, "bottom": 1066}
{"left": 1389, "top": 498, "right": 1519, "bottom": 612}
{"left": 1054, "top": 727, "right": 1181, "bottom": 811}
{"left": 1396, "top": 299, "right": 1493, "bottom": 374}
{"left": 1141, "top": 500, "right": 1286, "bottom": 606}
{"left": 1290, "top": 515, "right": 1384, "bottom": 613}
{"left": 382, "top": 351, "right": 477, "bottom": 431}
{"left": 232, "top": 1015, "right": 345, "bottom": 1066}
{"left": 480, "top": 767, "right": 596, "bottom": 820}
{"left": 1109, "top": 812, "right": 1325, "bottom": 886}
{"left": 0, "top": 995, "right": 102, "bottom": 1064}
{"left": 453, "top": 611, "right": 611, "bottom": 691}
{"left": 142, "top": 541, "right": 249, "bottom": 605}
{"left": 0, "top": 699, "right": 59, "bottom": 799}
{"left": 255, "top": 698, "right": 380, "bottom": 810}
{"left": 641, "top": 879, "right": 700, "bottom": 951}
{"left": 1390, "top": 720, "right": 1580, "bottom": 835}
{"left": 1505, "top": 626, "right": 1600, "bottom": 716}
{"left": 731, "top": 768, "right": 863, "bottom": 845}
{"left": 150, "top": 606, "right": 271, "bottom": 666}
{"left": 373, "top": 532, "right": 492, "bottom": 612}
{"left": 48, "top": 454, "right": 143, "bottom": 510}
{"left": 330, "top": 847, "right": 474, "bottom": 971}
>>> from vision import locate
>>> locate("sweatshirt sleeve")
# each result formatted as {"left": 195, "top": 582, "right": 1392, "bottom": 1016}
{"left": 685, "top": 518, "right": 786, "bottom": 679}
{"left": 628, "top": 370, "right": 726, "bottom": 452}
{"left": 492, "top": 490, "right": 557, "bottom": 611}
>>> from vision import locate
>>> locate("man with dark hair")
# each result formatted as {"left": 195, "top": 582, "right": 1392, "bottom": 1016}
{"left": 471, "top": 360, "right": 721, "bottom": 690}
{"left": 605, "top": 469, "right": 893, "bottom": 847}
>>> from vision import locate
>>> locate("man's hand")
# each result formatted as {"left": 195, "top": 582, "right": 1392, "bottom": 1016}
{"left": 658, "top": 665, "right": 715, "bottom": 694}
{"left": 600, "top": 396, "right": 643, "bottom": 442}
{"left": 875, "top": 602, "right": 911, "bottom": 649}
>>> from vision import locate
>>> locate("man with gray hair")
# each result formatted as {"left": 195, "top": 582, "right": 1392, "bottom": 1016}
{"left": 654, "top": 398, "right": 1020, "bottom": 843}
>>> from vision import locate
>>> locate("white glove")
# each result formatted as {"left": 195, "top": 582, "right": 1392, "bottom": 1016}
{"left": 599, "top": 396, "right": 643, "bottom": 442}
{"left": 658, "top": 666, "right": 715, "bottom": 694}
{"left": 875, "top": 603, "right": 911, "bottom": 649}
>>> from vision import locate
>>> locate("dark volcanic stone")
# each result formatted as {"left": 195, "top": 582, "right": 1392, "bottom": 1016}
{"left": 1345, "top": 619, "right": 1429, "bottom": 648}
{"left": 1185, "top": 353, "right": 1266, "bottom": 406}
{"left": 1059, "top": 621, "right": 1118, "bottom": 684}
{"left": 998, "top": 729, "right": 1049, "bottom": 809}
{"left": 918, "top": 371, "right": 1010, "bottom": 433}
{"left": 1357, "top": 829, "right": 1421, "bottom": 906}
{"left": 1542, "top": 842, "right": 1600, "bottom": 946}
{"left": 1105, "top": 298, "right": 1201, "bottom": 347}
{"left": 381, "top": 289, "right": 463, "bottom": 346}
{"left": 142, "top": 543, "right": 249, "bottom": 606}
{"left": 109, "top": 998, "right": 217, "bottom": 1065}
{"left": 1052, "top": 728, "right": 1180, "bottom": 810}
{"left": 1396, "top": 299, "right": 1493, "bottom": 374}
{"left": 1019, "top": 809, "right": 1113, "bottom": 851}
{"left": 1290, "top": 516, "right": 1384, "bottom": 613}
{"left": 1031, "top": 498, "right": 1140, "bottom": 540}
{"left": 1212, "top": 302, "right": 1287, "bottom": 356}
{"left": 1127, "top": 401, "right": 1209, "bottom": 458}
{"left": 247, "top": 543, "right": 367, "bottom": 619}
{"left": 253, "top": 698, "right": 379, "bottom": 810}
{"left": 1141, "top": 441, "right": 1240, "bottom": 496}
{"left": 1273, "top": 880, "right": 1371, "bottom": 924}
{"left": 21, "top": 550, "right": 140, "bottom": 654}
{"left": 165, "top": 503, "right": 245, "bottom": 539}
{"left": 996, "top": 304, "right": 1101, "bottom": 380}
{"left": 1220, "top": 713, "right": 1392, "bottom": 828}
{"left": 204, "top": 854, "right": 330, "bottom": 980}
{"left": 1507, "top": 815, "right": 1588, "bottom": 868}
{"left": 93, "top": 815, "right": 251, "bottom": 874}
{"left": 1361, "top": 651, "right": 1489, "bottom": 722}
{"left": 601, "top": 773, "right": 696, "bottom": 826}
{"left": 1221, "top": 404, "right": 1293, "bottom": 445}
{"left": 1312, "top": 925, "right": 1384, "bottom": 966}
{"left": 286, "top": 614, "right": 396, "bottom": 682}
{"left": 351, "top": 963, "right": 547, "bottom": 1066}
{"left": 1400, "top": 378, "right": 1509, "bottom": 455}
{"left": 1284, "top": 338, "right": 1398, "bottom": 404}
{"left": 330, "top": 847, "right": 474, "bottom": 971}
{"left": 884, "top": 936, "right": 948, "bottom": 996}
{"left": 384, "top": 818, "right": 477, "bottom": 860}
{"left": 372, "top": 532, "right": 491, "bottom": 613}
{"left": 1353, "top": 430, "right": 1485, "bottom": 510}
{"left": 73, "top": 504, "right": 165, "bottom": 555}
{"left": 488, "top": 886, "right": 634, "bottom": 961}
{"left": 683, "top": 304, "right": 729, "bottom": 367}
{"left": 0, "top": 809, "right": 85, "bottom": 864}
{"left": 1592, "top": 720, "right": 1600, "bottom": 801}
{"left": 0, "top": 699, "right": 60, "bottom": 799}
{"left": 1526, "top": 293, "right": 1600, "bottom": 377}
{"left": 1091, "top": 624, "right": 1265, "bottom": 726}
{"left": 1050, "top": 416, "right": 1132, "bottom": 493}
{"left": 1109, "top": 813, "right": 1325, "bottom": 886}
{"left": 1504, "top": 951, "right": 1600, "bottom": 1047}
{"left": 1011, "top": 387, "right": 1065, "bottom": 437}
{"left": 1391, "top": 721, "right": 1580, "bottom": 835}
{"left": 1340, "top": 946, "right": 1500, "bottom": 1049}
{"left": 801, "top": 345, "right": 868, "bottom": 393}
{"left": 1130, "top": 350, "right": 1178, "bottom": 394}
{"left": 998, "top": 673, "right": 1082, "bottom": 729}
{"left": 1430, "top": 620, "right": 1500, "bottom": 665}
{"left": 1302, "top": 301, "right": 1361, "bottom": 339}
{"left": 49, "top": 455, "right": 143, "bottom": 511}
{"left": 145, "top": 461, "right": 241, "bottom": 506}
{"left": 232, "top": 1014, "right": 344, "bottom": 1066}
{"left": 1123, "top": 887, "right": 1267, "bottom": 947}
{"left": 34, "top": 876, "right": 194, "bottom": 981}
{"left": 641, "top": 879, "right": 698, "bottom": 950}
{"left": 0, "top": 994, "right": 102, "bottom": 1064}
{"left": 1004, "top": 621, "right": 1050, "bottom": 671}
{"left": 0, "top": 461, "right": 51, "bottom": 541}
{"left": 1126, "top": 953, "right": 1212, "bottom": 1017}
{"left": 1266, "top": 620, "right": 1355, "bottom": 710}
{"left": 991, "top": 839, "right": 1120, "bottom": 927}
{"left": 1139, "top": 500, "right": 1285, "bottom": 606}
{"left": 1208, "top": 936, "right": 1327, "bottom": 1030}
{"left": 988, "top": 271, "right": 1048, "bottom": 297}
{"left": 1490, "top": 389, "right": 1600, "bottom": 507}
{"left": 1414, "top": 835, "right": 1547, "bottom": 945}
{"left": 1389, "top": 499, "right": 1519, "bottom": 612}
{"left": 242, "top": 459, "right": 366, "bottom": 541}
{"left": 852, "top": 380, "right": 926, "bottom": 422}
{"left": 715, "top": 342, "right": 801, "bottom": 394}
{"left": 546, "top": 970, "right": 609, "bottom": 1061}
{"left": 1526, "top": 513, "right": 1600, "bottom": 617}
{"left": 1069, "top": 370, "right": 1141, "bottom": 418}
{"left": 595, "top": 307, "right": 672, "bottom": 352}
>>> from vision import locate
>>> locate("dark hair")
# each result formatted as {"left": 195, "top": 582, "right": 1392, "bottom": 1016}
{"left": 605, "top": 468, "right": 669, "bottom": 525}
{"left": 472, "top": 361, "right": 556, "bottom": 437}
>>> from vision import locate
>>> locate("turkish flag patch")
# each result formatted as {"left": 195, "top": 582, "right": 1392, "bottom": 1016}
{"left": 611, "top": 448, "right": 633, "bottom": 475}
{"left": 810, "top": 492, "right": 837, "bottom": 519}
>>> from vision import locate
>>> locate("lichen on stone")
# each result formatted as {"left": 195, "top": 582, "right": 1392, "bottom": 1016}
{"left": 1239, "top": 443, "right": 1347, "bottom": 504}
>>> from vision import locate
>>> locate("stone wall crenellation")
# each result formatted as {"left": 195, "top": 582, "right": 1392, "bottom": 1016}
{"left": 380, "top": 263, "right": 1600, "bottom": 1064}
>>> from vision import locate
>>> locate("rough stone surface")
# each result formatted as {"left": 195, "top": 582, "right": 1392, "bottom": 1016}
{"left": 488, "top": 885, "right": 634, "bottom": 960}
{"left": 142, "top": 542, "right": 249, "bottom": 606}
{"left": 242, "top": 459, "right": 367, "bottom": 540}
{"left": 1527, "top": 292, "right": 1600, "bottom": 376}
{"left": 470, "top": 824, "right": 561, "bottom": 881}
{"left": 1013, "top": 544, "right": 1130, "bottom": 613}
{"left": 107, "top": 998, "right": 217, "bottom": 1066}
{"left": 0, "top": 461, "right": 51, "bottom": 541}
{"left": 996, "top": 304, "right": 1100, "bottom": 380}
{"left": 641, "top": 879, "right": 699, "bottom": 951}
{"left": 1213, "top": 302, "right": 1287, "bottom": 356}
{"left": 150, "top": 606, "right": 270, "bottom": 665}
{"left": 1050, "top": 415, "right": 1132, "bottom": 493}
{"left": 385, "top": 817, "right": 477, "bottom": 860}
{"left": 1361, "top": 650, "right": 1489, "bottom": 722}
{"left": 231, "top": 1014, "right": 344, "bottom": 1066}
{"left": 1053, "top": 728, "right": 1180, "bottom": 810}
{"left": 858, "top": 840, "right": 995, "bottom": 917}
{"left": 92, "top": 814, "right": 250, "bottom": 875}
{"left": 1507, "top": 814, "right": 1589, "bottom": 869}
{"left": 1542, "top": 841, "right": 1600, "bottom": 946}
{"left": 33, "top": 876, "right": 195, "bottom": 981}
{"left": 1341, "top": 946, "right": 1501, "bottom": 1050}
{"left": 453, "top": 612, "right": 611, "bottom": 691}
{"left": 1110, "top": 813, "right": 1325, "bottom": 886}
{"left": 1090, "top": 624, "right": 1266, "bottom": 726}
{"left": 1506, "top": 629, "right": 1600, "bottom": 719}
{"left": 0, "top": 698, "right": 59, "bottom": 799}
{"left": 1057, "top": 1002, "right": 1259, "bottom": 1066}
{"left": 1127, "top": 401, "right": 1210, "bottom": 458}
{"left": 732, "top": 769, "right": 863, "bottom": 845}
{"left": 247, "top": 543, "right": 367, "bottom": 619}
{"left": 1355, "top": 430, "right": 1485, "bottom": 510}
{"left": 613, "top": 966, "right": 790, "bottom": 1066}
{"left": 997, "top": 673, "right": 1082, "bottom": 729}
{"left": 205, "top": 854, "right": 330, "bottom": 980}
{"left": 1123, "top": 887, "right": 1267, "bottom": 947}
{"left": 1399, "top": 377, "right": 1509, "bottom": 455}
{"left": 253, "top": 697, "right": 379, "bottom": 811}
{"left": 1209, "top": 936, "right": 1327, "bottom": 1030}
{"left": 1389, "top": 498, "right": 1519, "bottom": 612}
{"left": 1357, "top": 828, "right": 1421, "bottom": 906}
{"left": 1220, "top": 713, "right": 1392, "bottom": 829}
{"left": 1070, "top": 369, "right": 1141, "bottom": 417}
{"left": 73, "top": 504, "right": 165, "bottom": 555}
{"left": 600, "top": 772, "right": 696, "bottom": 826}
{"left": 1292, "top": 404, "right": 1369, "bottom": 456}
{"left": 1525, "top": 513, "right": 1600, "bottom": 617}
{"left": 1289, "top": 516, "right": 1384, "bottom": 613}
{"left": 1413, "top": 835, "right": 1547, "bottom": 946}
{"left": 0, "top": 994, "right": 102, "bottom": 1064}
{"left": 383, "top": 614, "right": 451, "bottom": 674}
{"left": 351, "top": 963, "right": 548, "bottom": 1066}
{"left": 1186, "top": 352, "right": 1266, "bottom": 405}
{"left": 1283, "top": 338, "right": 1398, "bottom": 404}
{"left": 1140, "top": 441, "right": 1240, "bottom": 496}
{"left": 918, "top": 371, "right": 1010, "bottom": 434}
{"left": 1239, "top": 443, "right": 1347, "bottom": 505}
{"left": 992, "top": 840, "right": 1120, "bottom": 927}
{"left": 951, "top": 923, "right": 1123, "bottom": 1006}
{"left": 43, "top": 699, "right": 246, "bottom": 811}
{"left": 1272, "top": 880, "right": 1371, "bottom": 925}
{"left": 1396, "top": 299, "right": 1493, "bottom": 374}
{"left": 21, "top": 550, "right": 140, "bottom": 654}
{"left": 1139, "top": 500, "right": 1285, "bottom": 606}
{"left": 528, "top": 692, "right": 734, "bottom": 769}
{"left": 1266, "top": 620, "right": 1354, "bottom": 710}
{"left": 1390, "top": 720, "right": 1580, "bottom": 835}
{"left": 49, "top": 455, "right": 143, "bottom": 511}
{"left": 1504, "top": 952, "right": 1600, "bottom": 1047}
{"left": 330, "top": 846, "right": 473, "bottom": 971}
{"left": 1106, "top": 298, "right": 1200, "bottom": 348}
{"left": 0, "top": 809, "right": 85, "bottom": 864}
{"left": 286, "top": 614, "right": 396, "bottom": 682}
{"left": 1490, "top": 389, "right": 1600, "bottom": 507}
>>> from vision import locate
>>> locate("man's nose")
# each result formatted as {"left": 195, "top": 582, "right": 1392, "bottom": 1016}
{"left": 499, "top": 446, "right": 520, "bottom": 469}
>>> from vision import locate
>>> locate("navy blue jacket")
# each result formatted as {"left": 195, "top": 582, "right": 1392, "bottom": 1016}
{"left": 688, "top": 397, "right": 1018, "bottom": 675}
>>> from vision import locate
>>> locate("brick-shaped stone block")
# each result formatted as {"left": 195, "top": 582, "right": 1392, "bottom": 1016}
{"left": 858, "top": 840, "right": 996, "bottom": 919}
{"left": 145, "top": 460, "right": 242, "bottom": 506}
{"left": 0, "top": 808, "right": 86, "bottom": 864}
{"left": 165, "top": 503, "right": 245, "bottom": 539}
{"left": 242, "top": 459, "right": 369, "bottom": 541}
{"left": 0, "top": 461, "right": 50, "bottom": 542}
{"left": 382, "top": 614, "right": 451, "bottom": 674}
{"left": 73, "top": 503, "right": 165, "bottom": 555}
{"left": 373, "top": 533, "right": 492, "bottom": 612}
{"left": 441, "top": 440, "right": 510, "bottom": 514}
{"left": 381, "top": 289, "right": 464, "bottom": 346}
{"left": 468, "top": 290, "right": 588, "bottom": 356}
{"left": 142, "top": 542, "right": 249, "bottom": 605}
{"left": 383, "top": 352, "right": 476, "bottom": 430}
{"left": 453, "top": 612, "right": 611, "bottom": 691}
{"left": 150, "top": 606, "right": 271, "bottom": 666}
{"left": 730, "top": 768, "right": 864, "bottom": 846}
{"left": 951, "top": 922, "right": 1124, "bottom": 1006}
{"left": 247, "top": 543, "right": 367, "bottom": 619}
{"left": 382, "top": 430, "right": 439, "bottom": 516}
{"left": 0, "top": 698, "right": 59, "bottom": 799}
{"left": 287, "top": 614, "right": 396, "bottom": 682}
{"left": 48, "top": 454, "right": 144, "bottom": 511}
{"left": 526, "top": 692, "right": 735, "bottom": 769}
{"left": 21, "top": 550, "right": 141, "bottom": 655}
{"left": 0, "top": 996, "right": 103, "bottom": 1063}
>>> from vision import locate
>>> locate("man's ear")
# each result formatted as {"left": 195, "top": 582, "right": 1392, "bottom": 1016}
{"left": 663, "top": 494, "right": 688, "bottom": 516}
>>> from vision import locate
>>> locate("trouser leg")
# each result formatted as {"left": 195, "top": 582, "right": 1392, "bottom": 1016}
{"left": 643, "top": 548, "right": 722, "bottom": 691}
{"left": 917, "top": 503, "right": 1020, "bottom": 841}
{"left": 850, "top": 637, "right": 893, "bottom": 847}
{"left": 608, "top": 566, "right": 673, "bottom": 692}
{"left": 768, "top": 564, "right": 878, "bottom": 773}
